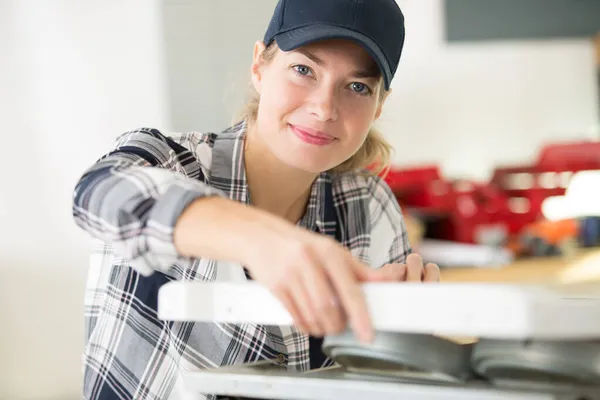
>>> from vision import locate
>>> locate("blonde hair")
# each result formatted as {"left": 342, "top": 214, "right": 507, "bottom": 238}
{"left": 237, "top": 41, "right": 393, "bottom": 176}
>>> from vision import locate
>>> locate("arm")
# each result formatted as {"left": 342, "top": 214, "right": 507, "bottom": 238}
{"left": 72, "top": 127, "right": 226, "bottom": 276}
{"left": 72, "top": 127, "right": 335, "bottom": 277}
{"left": 73, "top": 127, "right": 379, "bottom": 341}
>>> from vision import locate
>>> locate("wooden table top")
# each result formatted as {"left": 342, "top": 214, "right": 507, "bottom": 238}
{"left": 440, "top": 248, "right": 600, "bottom": 284}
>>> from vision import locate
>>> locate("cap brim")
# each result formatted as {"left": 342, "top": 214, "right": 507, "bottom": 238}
{"left": 274, "top": 24, "right": 392, "bottom": 91}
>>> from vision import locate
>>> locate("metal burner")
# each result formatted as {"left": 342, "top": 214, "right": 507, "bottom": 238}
{"left": 473, "top": 339, "right": 600, "bottom": 385}
{"left": 322, "top": 331, "right": 474, "bottom": 383}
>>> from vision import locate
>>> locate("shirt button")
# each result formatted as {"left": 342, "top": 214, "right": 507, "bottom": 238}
{"left": 276, "top": 354, "right": 287, "bottom": 364}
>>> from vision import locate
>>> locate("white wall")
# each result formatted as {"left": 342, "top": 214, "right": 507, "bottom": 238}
{"left": 1, "top": 1, "right": 170, "bottom": 399}
{"left": 1, "top": 0, "right": 599, "bottom": 399}
{"left": 162, "top": 0, "right": 279, "bottom": 133}
{"left": 383, "top": 0, "right": 599, "bottom": 180}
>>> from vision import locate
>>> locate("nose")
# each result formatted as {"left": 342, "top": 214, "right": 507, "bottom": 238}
{"left": 308, "top": 84, "right": 338, "bottom": 122}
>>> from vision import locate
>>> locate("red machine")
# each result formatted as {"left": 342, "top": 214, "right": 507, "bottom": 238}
{"left": 383, "top": 140, "right": 600, "bottom": 246}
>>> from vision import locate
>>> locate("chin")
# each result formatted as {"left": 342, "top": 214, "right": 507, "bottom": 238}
{"left": 284, "top": 157, "right": 331, "bottom": 174}
{"left": 283, "top": 131, "right": 343, "bottom": 173}
{"left": 275, "top": 150, "right": 337, "bottom": 174}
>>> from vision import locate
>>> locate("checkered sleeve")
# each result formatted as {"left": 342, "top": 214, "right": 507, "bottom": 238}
{"left": 367, "top": 175, "right": 412, "bottom": 267}
{"left": 72, "top": 127, "right": 225, "bottom": 276}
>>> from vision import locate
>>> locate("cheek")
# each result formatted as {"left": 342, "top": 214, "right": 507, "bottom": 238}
{"left": 259, "top": 73, "right": 305, "bottom": 124}
{"left": 340, "top": 101, "right": 378, "bottom": 146}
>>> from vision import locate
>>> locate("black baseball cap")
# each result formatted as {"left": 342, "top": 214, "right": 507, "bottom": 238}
{"left": 263, "top": 0, "right": 406, "bottom": 91}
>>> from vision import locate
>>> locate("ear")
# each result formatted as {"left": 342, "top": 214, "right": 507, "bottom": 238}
{"left": 374, "top": 87, "right": 392, "bottom": 120}
{"left": 251, "top": 41, "right": 267, "bottom": 94}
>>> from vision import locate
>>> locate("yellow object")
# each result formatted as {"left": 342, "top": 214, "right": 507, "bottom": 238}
{"left": 404, "top": 213, "right": 425, "bottom": 250}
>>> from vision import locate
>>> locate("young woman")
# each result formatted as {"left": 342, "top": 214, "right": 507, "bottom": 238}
{"left": 72, "top": 0, "right": 440, "bottom": 398}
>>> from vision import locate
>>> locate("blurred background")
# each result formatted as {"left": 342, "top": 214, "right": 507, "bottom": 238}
{"left": 1, "top": 0, "right": 599, "bottom": 398}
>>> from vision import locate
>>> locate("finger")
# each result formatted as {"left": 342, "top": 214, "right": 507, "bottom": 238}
{"left": 328, "top": 255, "right": 373, "bottom": 344}
{"left": 353, "top": 262, "right": 374, "bottom": 281}
{"left": 406, "top": 253, "right": 425, "bottom": 281}
{"left": 275, "top": 287, "right": 309, "bottom": 333}
{"left": 301, "top": 261, "right": 345, "bottom": 335}
{"left": 364, "top": 263, "right": 407, "bottom": 282}
{"left": 424, "top": 263, "right": 441, "bottom": 282}
{"left": 354, "top": 260, "right": 395, "bottom": 281}
{"left": 289, "top": 279, "right": 324, "bottom": 337}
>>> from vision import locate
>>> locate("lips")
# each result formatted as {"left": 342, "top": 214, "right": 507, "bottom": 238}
{"left": 289, "top": 124, "right": 335, "bottom": 146}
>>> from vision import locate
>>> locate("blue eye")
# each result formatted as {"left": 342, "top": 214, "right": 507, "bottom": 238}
{"left": 293, "top": 65, "right": 312, "bottom": 76}
{"left": 350, "top": 82, "right": 370, "bottom": 95}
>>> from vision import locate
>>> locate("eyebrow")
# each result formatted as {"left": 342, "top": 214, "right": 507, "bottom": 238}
{"left": 295, "top": 48, "right": 380, "bottom": 79}
{"left": 353, "top": 65, "right": 380, "bottom": 79}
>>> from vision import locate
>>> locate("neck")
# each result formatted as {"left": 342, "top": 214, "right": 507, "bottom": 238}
{"left": 244, "top": 122, "right": 318, "bottom": 223}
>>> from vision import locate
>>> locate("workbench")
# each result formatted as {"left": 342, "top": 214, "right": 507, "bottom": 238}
{"left": 440, "top": 248, "right": 600, "bottom": 284}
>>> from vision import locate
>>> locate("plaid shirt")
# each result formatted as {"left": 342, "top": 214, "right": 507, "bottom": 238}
{"left": 72, "top": 120, "right": 411, "bottom": 400}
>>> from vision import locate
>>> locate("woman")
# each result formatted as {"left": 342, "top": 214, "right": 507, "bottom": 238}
{"left": 72, "top": 0, "right": 440, "bottom": 398}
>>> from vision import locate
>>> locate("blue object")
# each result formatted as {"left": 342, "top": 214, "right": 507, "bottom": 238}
{"left": 579, "top": 217, "right": 600, "bottom": 247}
{"left": 263, "top": 0, "right": 406, "bottom": 91}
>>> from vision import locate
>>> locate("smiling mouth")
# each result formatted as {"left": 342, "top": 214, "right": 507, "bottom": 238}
{"left": 289, "top": 124, "right": 336, "bottom": 146}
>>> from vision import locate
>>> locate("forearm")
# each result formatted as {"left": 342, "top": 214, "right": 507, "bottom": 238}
{"left": 173, "top": 196, "right": 294, "bottom": 265}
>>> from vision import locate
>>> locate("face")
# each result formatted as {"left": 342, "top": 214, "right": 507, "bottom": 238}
{"left": 250, "top": 39, "right": 389, "bottom": 174}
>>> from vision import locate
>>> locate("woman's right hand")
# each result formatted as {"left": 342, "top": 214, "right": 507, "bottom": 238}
{"left": 243, "top": 223, "right": 378, "bottom": 343}
{"left": 174, "top": 197, "right": 384, "bottom": 343}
